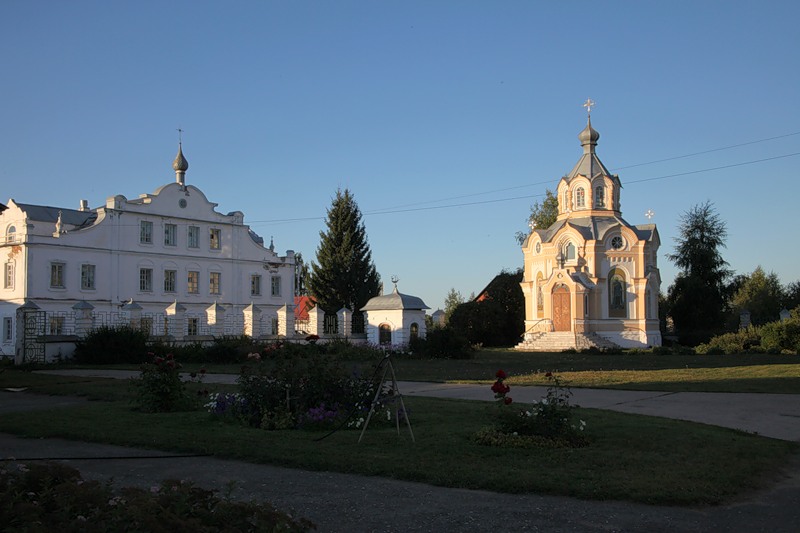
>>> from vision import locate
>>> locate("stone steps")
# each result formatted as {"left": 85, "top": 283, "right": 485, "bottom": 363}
{"left": 515, "top": 331, "right": 619, "bottom": 352}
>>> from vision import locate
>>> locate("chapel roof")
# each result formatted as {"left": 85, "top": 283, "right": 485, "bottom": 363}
{"left": 536, "top": 215, "right": 638, "bottom": 244}
{"left": 172, "top": 144, "right": 189, "bottom": 172}
{"left": 361, "top": 287, "right": 430, "bottom": 311}
{"left": 565, "top": 117, "right": 614, "bottom": 181}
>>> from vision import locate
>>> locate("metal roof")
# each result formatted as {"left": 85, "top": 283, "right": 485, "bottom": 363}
{"left": 360, "top": 287, "right": 430, "bottom": 311}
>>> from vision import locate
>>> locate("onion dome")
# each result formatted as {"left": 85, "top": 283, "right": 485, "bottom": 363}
{"left": 172, "top": 144, "right": 189, "bottom": 172}
{"left": 578, "top": 117, "right": 600, "bottom": 153}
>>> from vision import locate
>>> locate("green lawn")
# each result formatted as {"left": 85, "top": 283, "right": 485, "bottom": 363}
{"left": 0, "top": 369, "right": 797, "bottom": 506}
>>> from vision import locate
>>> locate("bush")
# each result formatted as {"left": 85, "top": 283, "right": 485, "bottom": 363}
{"left": 131, "top": 353, "right": 200, "bottom": 413}
{"left": 408, "top": 328, "right": 472, "bottom": 359}
{"left": 0, "top": 461, "right": 313, "bottom": 531}
{"left": 696, "top": 327, "right": 761, "bottom": 355}
{"left": 760, "top": 314, "right": 800, "bottom": 353}
{"left": 74, "top": 326, "right": 150, "bottom": 364}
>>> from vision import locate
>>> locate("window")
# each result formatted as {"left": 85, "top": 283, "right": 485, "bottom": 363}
{"left": 187, "top": 317, "right": 199, "bottom": 336}
{"left": 209, "top": 272, "right": 221, "bottom": 295}
{"left": 140, "top": 316, "right": 153, "bottom": 335}
{"left": 611, "top": 236, "right": 624, "bottom": 250}
{"left": 209, "top": 228, "right": 221, "bottom": 250}
{"left": 251, "top": 274, "right": 262, "bottom": 296}
{"left": 575, "top": 187, "right": 585, "bottom": 208}
{"left": 379, "top": 324, "right": 392, "bottom": 345}
{"left": 5, "top": 225, "right": 16, "bottom": 244}
{"left": 595, "top": 186, "right": 605, "bottom": 207}
{"left": 49, "top": 316, "right": 65, "bottom": 335}
{"left": 164, "top": 223, "right": 177, "bottom": 246}
{"left": 187, "top": 271, "right": 199, "bottom": 294}
{"left": 4, "top": 261, "right": 14, "bottom": 289}
{"left": 271, "top": 317, "right": 279, "bottom": 335}
{"left": 139, "top": 268, "right": 153, "bottom": 292}
{"left": 608, "top": 269, "right": 627, "bottom": 317}
{"left": 188, "top": 226, "right": 200, "bottom": 248}
{"left": 164, "top": 269, "right": 177, "bottom": 293}
{"left": 140, "top": 221, "right": 153, "bottom": 244}
{"left": 270, "top": 276, "right": 281, "bottom": 297}
{"left": 565, "top": 242, "right": 576, "bottom": 261}
{"left": 3, "top": 317, "right": 12, "bottom": 342}
{"left": 80, "top": 264, "right": 95, "bottom": 290}
{"left": 50, "top": 263, "right": 65, "bottom": 288}
{"left": 536, "top": 272, "right": 544, "bottom": 315}
{"left": 410, "top": 322, "right": 419, "bottom": 341}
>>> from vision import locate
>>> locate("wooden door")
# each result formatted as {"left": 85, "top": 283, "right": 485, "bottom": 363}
{"left": 552, "top": 285, "right": 571, "bottom": 331}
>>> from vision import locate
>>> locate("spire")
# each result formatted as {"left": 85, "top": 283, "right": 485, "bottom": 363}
{"left": 172, "top": 129, "right": 189, "bottom": 186}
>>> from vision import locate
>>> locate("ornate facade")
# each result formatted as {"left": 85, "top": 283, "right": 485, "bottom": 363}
{"left": 518, "top": 115, "right": 661, "bottom": 350}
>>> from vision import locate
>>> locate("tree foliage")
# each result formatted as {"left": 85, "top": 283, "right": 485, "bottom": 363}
{"left": 443, "top": 288, "right": 465, "bottom": 323}
{"left": 448, "top": 269, "right": 524, "bottom": 346}
{"left": 731, "top": 266, "right": 785, "bottom": 326}
{"left": 666, "top": 201, "right": 731, "bottom": 344}
{"left": 308, "top": 189, "right": 381, "bottom": 313}
{"left": 516, "top": 189, "right": 559, "bottom": 244}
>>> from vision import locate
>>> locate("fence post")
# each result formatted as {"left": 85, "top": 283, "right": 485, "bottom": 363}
{"left": 206, "top": 302, "right": 226, "bottom": 337}
{"left": 165, "top": 301, "right": 186, "bottom": 339}
{"left": 307, "top": 305, "right": 323, "bottom": 337}
{"left": 277, "top": 303, "right": 294, "bottom": 337}
{"left": 337, "top": 308, "right": 351, "bottom": 338}
{"left": 243, "top": 303, "right": 261, "bottom": 338}
{"left": 122, "top": 299, "right": 142, "bottom": 330}
{"left": 72, "top": 301, "right": 95, "bottom": 338}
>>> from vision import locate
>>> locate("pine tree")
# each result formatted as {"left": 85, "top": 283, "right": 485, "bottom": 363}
{"left": 666, "top": 201, "right": 732, "bottom": 343}
{"left": 308, "top": 189, "right": 381, "bottom": 313}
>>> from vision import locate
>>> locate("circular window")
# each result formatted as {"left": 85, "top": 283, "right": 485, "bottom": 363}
{"left": 611, "top": 236, "right": 624, "bottom": 250}
{"left": 179, "top": 199, "right": 187, "bottom": 208}
{"left": 535, "top": 242, "right": 541, "bottom": 254}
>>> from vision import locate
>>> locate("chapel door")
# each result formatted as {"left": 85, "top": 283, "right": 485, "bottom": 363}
{"left": 552, "top": 285, "right": 571, "bottom": 332}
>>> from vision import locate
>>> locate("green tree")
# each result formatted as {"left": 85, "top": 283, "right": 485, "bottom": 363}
{"left": 308, "top": 189, "right": 381, "bottom": 313}
{"left": 448, "top": 269, "right": 524, "bottom": 346}
{"left": 443, "top": 288, "right": 464, "bottom": 324}
{"left": 783, "top": 281, "right": 800, "bottom": 311}
{"left": 666, "top": 201, "right": 732, "bottom": 344}
{"left": 731, "top": 266, "right": 785, "bottom": 326}
{"left": 516, "top": 189, "right": 559, "bottom": 244}
{"left": 294, "top": 252, "right": 309, "bottom": 296}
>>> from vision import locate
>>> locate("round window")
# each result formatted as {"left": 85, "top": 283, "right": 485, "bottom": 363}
{"left": 611, "top": 236, "right": 623, "bottom": 250}
{"left": 535, "top": 242, "right": 541, "bottom": 254}
{"left": 179, "top": 199, "right": 187, "bottom": 208}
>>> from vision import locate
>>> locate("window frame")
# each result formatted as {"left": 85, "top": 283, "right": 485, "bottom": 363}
{"left": 4, "top": 261, "right": 14, "bottom": 289}
{"left": 188, "top": 226, "right": 200, "bottom": 249}
{"left": 270, "top": 275, "right": 281, "bottom": 297}
{"left": 209, "top": 271, "right": 221, "bottom": 295}
{"left": 140, "top": 220, "right": 153, "bottom": 244}
{"left": 50, "top": 262, "right": 65, "bottom": 289}
{"left": 139, "top": 267, "right": 153, "bottom": 292}
{"left": 164, "top": 269, "right": 177, "bottom": 293}
{"left": 164, "top": 223, "right": 177, "bottom": 246}
{"left": 80, "top": 264, "right": 96, "bottom": 290}
{"left": 187, "top": 270, "right": 199, "bottom": 294}
{"left": 209, "top": 228, "right": 221, "bottom": 250}
{"left": 575, "top": 187, "right": 586, "bottom": 208}
{"left": 251, "top": 274, "right": 262, "bottom": 296}
{"left": 2, "top": 317, "right": 12, "bottom": 342}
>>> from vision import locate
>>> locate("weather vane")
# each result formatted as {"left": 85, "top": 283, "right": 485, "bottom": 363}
{"left": 645, "top": 209, "right": 655, "bottom": 221}
{"left": 582, "top": 98, "right": 596, "bottom": 117}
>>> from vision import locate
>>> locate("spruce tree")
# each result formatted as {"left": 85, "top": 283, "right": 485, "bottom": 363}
{"left": 308, "top": 189, "right": 381, "bottom": 314}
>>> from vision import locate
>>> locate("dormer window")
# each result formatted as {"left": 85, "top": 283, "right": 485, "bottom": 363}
{"left": 5, "top": 225, "right": 16, "bottom": 244}
{"left": 565, "top": 242, "right": 576, "bottom": 261}
{"left": 575, "top": 187, "right": 585, "bottom": 209}
{"left": 595, "top": 186, "right": 604, "bottom": 207}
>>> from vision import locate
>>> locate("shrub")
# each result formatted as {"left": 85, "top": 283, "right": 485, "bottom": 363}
{"left": 696, "top": 327, "right": 761, "bottom": 355}
{"left": 131, "top": 353, "right": 198, "bottom": 413}
{"left": 204, "top": 335, "right": 259, "bottom": 364}
{"left": 74, "top": 325, "right": 150, "bottom": 364}
{"left": 760, "top": 314, "right": 800, "bottom": 353}
{"left": 408, "top": 328, "right": 472, "bottom": 359}
{"left": 0, "top": 461, "right": 313, "bottom": 531}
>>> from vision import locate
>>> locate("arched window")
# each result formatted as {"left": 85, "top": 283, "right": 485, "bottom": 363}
{"left": 410, "top": 322, "right": 419, "bottom": 341}
{"left": 536, "top": 272, "right": 544, "bottom": 315}
{"left": 575, "top": 187, "right": 585, "bottom": 208}
{"left": 608, "top": 269, "right": 627, "bottom": 318}
{"left": 565, "top": 242, "right": 576, "bottom": 261}
{"left": 595, "top": 186, "right": 604, "bottom": 207}
{"left": 379, "top": 324, "right": 392, "bottom": 345}
{"left": 5, "top": 225, "right": 16, "bottom": 244}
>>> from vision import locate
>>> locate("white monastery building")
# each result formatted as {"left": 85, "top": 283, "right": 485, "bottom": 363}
{"left": 1, "top": 145, "right": 295, "bottom": 361}
{"left": 518, "top": 106, "right": 661, "bottom": 350}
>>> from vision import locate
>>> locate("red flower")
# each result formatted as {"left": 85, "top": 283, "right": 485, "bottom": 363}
{"left": 154, "top": 356, "right": 164, "bottom": 364}
{"left": 495, "top": 369, "right": 507, "bottom": 379}
{"left": 545, "top": 372, "right": 553, "bottom": 377}
{"left": 504, "top": 397, "right": 513, "bottom": 405}
{"left": 491, "top": 381, "right": 505, "bottom": 394}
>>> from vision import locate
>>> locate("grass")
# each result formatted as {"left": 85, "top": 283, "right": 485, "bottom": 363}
{"left": 1, "top": 396, "right": 795, "bottom": 505}
{"left": 0, "top": 368, "right": 797, "bottom": 506}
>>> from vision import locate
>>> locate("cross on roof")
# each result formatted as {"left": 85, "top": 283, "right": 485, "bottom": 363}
{"left": 645, "top": 209, "right": 655, "bottom": 220}
{"left": 582, "top": 98, "right": 596, "bottom": 117}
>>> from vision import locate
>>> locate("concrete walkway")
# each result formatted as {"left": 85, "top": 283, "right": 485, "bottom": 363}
{"left": 35, "top": 369, "right": 800, "bottom": 441}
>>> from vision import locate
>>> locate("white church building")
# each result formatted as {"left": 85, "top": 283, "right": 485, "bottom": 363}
{"left": 0, "top": 145, "right": 296, "bottom": 362}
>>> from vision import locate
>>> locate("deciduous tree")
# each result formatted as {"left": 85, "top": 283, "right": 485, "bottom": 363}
{"left": 516, "top": 189, "right": 559, "bottom": 244}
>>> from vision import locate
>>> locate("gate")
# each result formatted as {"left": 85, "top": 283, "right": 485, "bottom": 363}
{"left": 22, "top": 310, "right": 46, "bottom": 364}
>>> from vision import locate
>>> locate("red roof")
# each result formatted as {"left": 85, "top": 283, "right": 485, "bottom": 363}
{"left": 294, "top": 296, "right": 315, "bottom": 320}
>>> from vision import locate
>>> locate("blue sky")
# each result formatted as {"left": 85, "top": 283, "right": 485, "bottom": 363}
{"left": 2, "top": 1, "right": 799, "bottom": 310}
